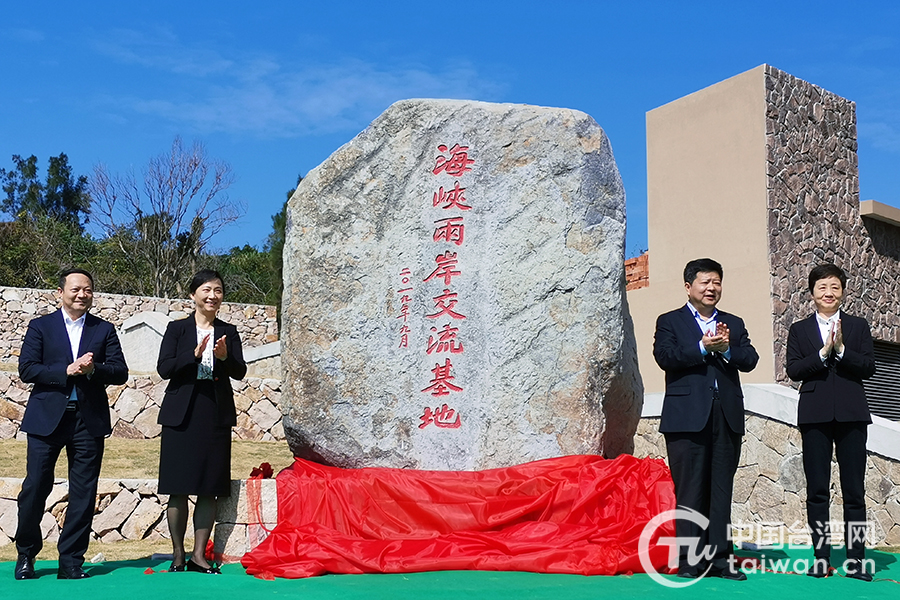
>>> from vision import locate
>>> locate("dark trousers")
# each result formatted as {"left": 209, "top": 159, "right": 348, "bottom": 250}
{"left": 800, "top": 420, "right": 868, "bottom": 560}
{"left": 664, "top": 395, "right": 741, "bottom": 573}
{"left": 16, "top": 409, "right": 104, "bottom": 568}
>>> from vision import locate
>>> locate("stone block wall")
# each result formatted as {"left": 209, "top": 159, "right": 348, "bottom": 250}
{"left": 764, "top": 66, "right": 900, "bottom": 384}
{"left": 0, "top": 285, "right": 284, "bottom": 441}
{"left": 635, "top": 412, "right": 900, "bottom": 546}
{"left": 0, "top": 476, "right": 277, "bottom": 562}
{"left": 0, "top": 286, "right": 278, "bottom": 362}
{"left": 215, "top": 479, "right": 278, "bottom": 562}
{"left": 0, "top": 368, "right": 283, "bottom": 441}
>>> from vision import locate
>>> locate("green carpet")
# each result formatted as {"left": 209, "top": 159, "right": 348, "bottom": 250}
{"left": 2, "top": 547, "right": 898, "bottom": 600}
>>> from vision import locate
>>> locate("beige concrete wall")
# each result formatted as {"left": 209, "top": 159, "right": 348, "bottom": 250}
{"left": 629, "top": 65, "right": 775, "bottom": 393}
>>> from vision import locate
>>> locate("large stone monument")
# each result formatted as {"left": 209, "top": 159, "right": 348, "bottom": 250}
{"left": 281, "top": 99, "right": 641, "bottom": 470}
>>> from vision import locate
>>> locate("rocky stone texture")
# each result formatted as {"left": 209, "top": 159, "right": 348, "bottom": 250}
{"left": 1, "top": 370, "right": 284, "bottom": 441}
{"left": 764, "top": 66, "right": 900, "bottom": 385}
{"left": 281, "top": 99, "right": 641, "bottom": 470}
{"left": 634, "top": 413, "right": 900, "bottom": 546}
{"left": 0, "top": 477, "right": 276, "bottom": 562}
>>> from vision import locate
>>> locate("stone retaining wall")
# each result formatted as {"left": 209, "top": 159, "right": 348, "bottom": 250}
{"left": 0, "top": 367, "right": 283, "bottom": 441}
{"left": 635, "top": 411, "right": 900, "bottom": 546}
{"left": 0, "top": 477, "right": 277, "bottom": 562}
{"left": 0, "top": 286, "right": 278, "bottom": 361}
{"left": 0, "top": 284, "right": 284, "bottom": 441}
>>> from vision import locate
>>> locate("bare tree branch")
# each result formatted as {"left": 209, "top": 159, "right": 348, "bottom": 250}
{"left": 89, "top": 137, "right": 245, "bottom": 297}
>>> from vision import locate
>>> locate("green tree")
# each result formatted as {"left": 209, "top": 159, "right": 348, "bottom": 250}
{"left": 0, "top": 153, "right": 96, "bottom": 288}
{"left": 211, "top": 175, "right": 299, "bottom": 314}
{"left": 213, "top": 244, "right": 281, "bottom": 306}
{"left": 261, "top": 174, "right": 301, "bottom": 312}
{"left": 0, "top": 153, "right": 91, "bottom": 231}
{"left": 0, "top": 221, "right": 33, "bottom": 287}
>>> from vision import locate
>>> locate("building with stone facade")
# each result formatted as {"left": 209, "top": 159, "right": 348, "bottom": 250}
{"left": 628, "top": 64, "right": 900, "bottom": 546}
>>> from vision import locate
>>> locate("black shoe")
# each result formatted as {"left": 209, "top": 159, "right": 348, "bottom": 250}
{"left": 844, "top": 559, "right": 873, "bottom": 582}
{"left": 807, "top": 557, "right": 831, "bottom": 578}
{"left": 710, "top": 566, "right": 747, "bottom": 581}
{"left": 186, "top": 559, "right": 221, "bottom": 574}
{"left": 14, "top": 555, "right": 35, "bottom": 580}
{"left": 57, "top": 566, "right": 90, "bottom": 579}
{"left": 676, "top": 569, "right": 701, "bottom": 579}
{"left": 168, "top": 562, "right": 186, "bottom": 572}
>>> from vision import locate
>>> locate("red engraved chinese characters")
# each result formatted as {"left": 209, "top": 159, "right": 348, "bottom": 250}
{"left": 433, "top": 216, "right": 465, "bottom": 246}
{"left": 418, "top": 403, "right": 462, "bottom": 429}
{"left": 421, "top": 358, "right": 463, "bottom": 396}
{"left": 398, "top": 324, "right": 410, "bottom": 348}
{"left": 426, "top": 323, "right": 464, "bottom": 355}
{"left": 432, "top": 182, "right": 471, "bottom": 211}
{"left": 426, "top": 288, "right": 466, "bottom": 320}
{"left": 419, "top": 143, "right": 476, "bottom": 429}
{"left": 433, "top": 144, "right": 475, "bottom": 177}
{"left": 397, "top": 267, "right": 412, "bottom": 349}
{"left": 423, "top": 251, "right": 461, "bottom": 286}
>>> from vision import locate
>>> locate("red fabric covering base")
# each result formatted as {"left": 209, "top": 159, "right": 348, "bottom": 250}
{"left": 241, "top": 454, "right": 676, "bottom": 578}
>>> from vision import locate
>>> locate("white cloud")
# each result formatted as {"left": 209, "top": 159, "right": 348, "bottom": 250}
{"left": 90, "top": 29, "right": 504, "bottom": 138}
{"left": 91, "top": 27, "right": 234, "bottom": 77}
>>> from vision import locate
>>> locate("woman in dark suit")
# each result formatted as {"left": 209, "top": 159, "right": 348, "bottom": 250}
{"left": 786, "top": 263, "right": 875, "bottom": 581}
{"left": 157, "top": 269, "right": 247, "bottom": 574}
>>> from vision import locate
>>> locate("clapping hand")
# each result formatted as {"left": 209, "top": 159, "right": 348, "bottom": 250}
{"left": 821, "top": 320, "right": 844, "bottom": 358}
{"left": 213, "top": 335, "right": 227, "bottom": 360}
{"left": 195, "top": 333, "right": 211, "bottom": 359}
{"left": 67, "top": 352, "right": 95, "bottom": 376}
{"left": 702, "top": 323, "right": 730, "bottom": 354}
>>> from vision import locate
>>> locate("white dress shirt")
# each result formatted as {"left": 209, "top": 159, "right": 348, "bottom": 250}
{"left": 63, "top": 311, "right": 86, "bottom": 403}
{"left": 686, "top": 302, "right": 732, "bottom": 361}
{"left": 196, "top": 327, "right": 215, "bottom": 380}
{"left": 816, "top": 310, "right": 844, "bottom": 362}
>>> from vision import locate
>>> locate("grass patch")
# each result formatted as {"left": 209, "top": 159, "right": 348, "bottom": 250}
{"left": 0, "top": 538, "right": 171, "bottom": 563}
{"left": 0, "top": 438, "right": 295, "bottom": 480}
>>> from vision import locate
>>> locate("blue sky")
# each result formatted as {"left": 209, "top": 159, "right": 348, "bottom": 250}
{"left": 1, "top": 1, "right": 898, "bottom": 257}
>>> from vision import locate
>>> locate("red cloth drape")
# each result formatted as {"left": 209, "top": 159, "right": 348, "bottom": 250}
{"left": 241, "top": 454, "right": 676, "bottom": 578}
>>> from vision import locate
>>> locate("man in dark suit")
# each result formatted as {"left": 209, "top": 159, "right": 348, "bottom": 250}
{"left": 653, "top": 258, "right": 758, "bottom": 580}
{"left": 786, "top": 263, "right": 875, "bottom": 581}
{"left": 14, "top": 268, "right": 128, "bottom": 580}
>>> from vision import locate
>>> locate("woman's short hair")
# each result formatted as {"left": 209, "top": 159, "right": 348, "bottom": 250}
{"left": 807, "top": 263, "right": 846, "bottom": 293}
{"left": 189, "top": 269, "right": 225, "bottom": 295}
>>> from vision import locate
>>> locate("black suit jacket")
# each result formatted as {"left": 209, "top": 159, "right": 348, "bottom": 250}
{"left": 653, "top": 305, "right": 759, "bottom": 434}
{"left": 18, "top": 309, "right": 128, "bottom": 437}
{"left": 156, "top": 316, "right": 247, "bottom": 428}
{"left": 786, "top": 311, "right": 875, "bottom": 424}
